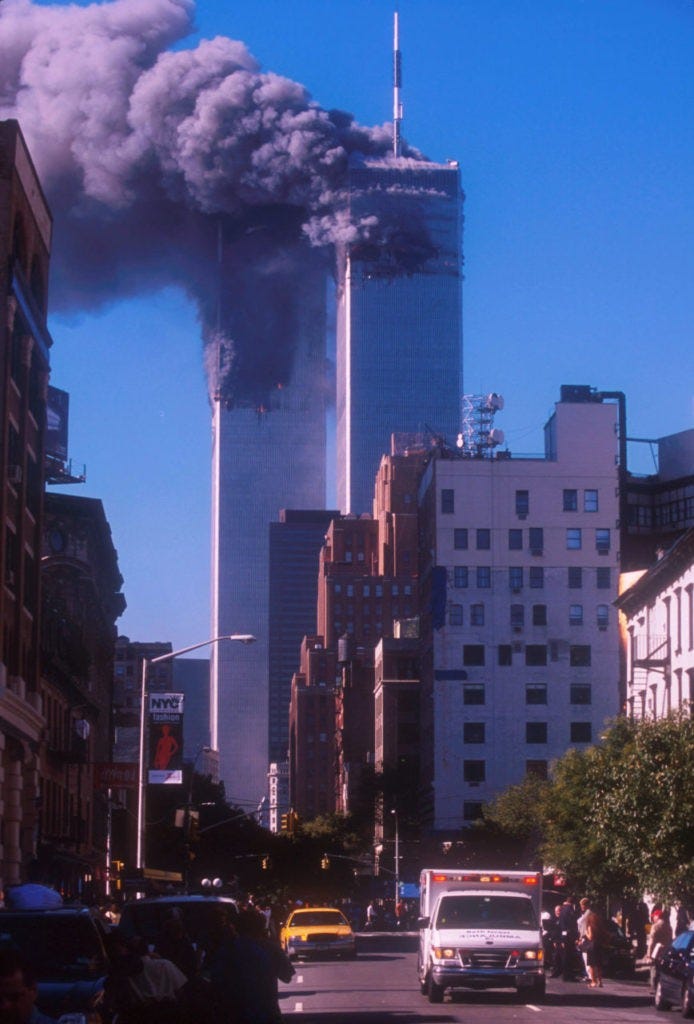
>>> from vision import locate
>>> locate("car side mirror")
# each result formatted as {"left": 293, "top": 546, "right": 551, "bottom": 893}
{"left": 417, "top": 916, "right": 430, "bottom": 929}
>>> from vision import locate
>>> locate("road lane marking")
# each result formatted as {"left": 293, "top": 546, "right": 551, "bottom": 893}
{"left": 293, "top": 1002, "right": 304, "bottom": 1012}
{"left": 296, "top": 974, "right": 304, "bottom": 983}
{"left": 526, "top": 1004, "right": 542, "bottom": 1012}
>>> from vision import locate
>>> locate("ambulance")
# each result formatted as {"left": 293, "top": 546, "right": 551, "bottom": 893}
{"left": 417, "top": 868, "right": 545, "bottom": 1003}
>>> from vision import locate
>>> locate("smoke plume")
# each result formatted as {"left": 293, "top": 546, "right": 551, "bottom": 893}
{"left": 0, "top": 0, "right": 434, "bottom": 404}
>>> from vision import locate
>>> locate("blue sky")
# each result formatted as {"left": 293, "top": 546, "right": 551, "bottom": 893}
{"left": 27, "top": 0, "right": 694, "bottom": 651}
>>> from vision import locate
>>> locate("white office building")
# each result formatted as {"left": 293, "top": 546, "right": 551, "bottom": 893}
{"left": 418, "top": 387, "right": 622, "bottom": 830}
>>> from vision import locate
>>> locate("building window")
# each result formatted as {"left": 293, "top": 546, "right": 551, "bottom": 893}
{"left": 526, "top": 760, "right": 548, "bottom": 779}
{"left": 463, "top": 684, "right": 485, "bottom": 705}
{"left": 476, "top": 566, "right": 491, "bottom": 589}
{"left": 510, "top": 604, "right": 524, "bottom": 630}
{"left": 463, "top": 801, "right": 484, "bottom": 820}
{"left": 363, "top": 584, "right": 370, "bottom": 597}
{"left": 570, "top": 721, "right": 592, "bottom": 743}
{"left": 347, "top": 584, "right": 354, "bottom": 596}
{"left": 334, "top": 583, "right": 342, "bottom": 594}
{"left": 441, "top": 488, "right": 455, "bottom": 514}
{"left": 566, "top": 528, "right": 582, "bottom": 550}
{"left": 570, "top": 645, "right": 591, "bottom": 667}
{"left": 454, "top": 528, "right": 468, "bottom": 550}
{"left": 597, "top": 604, "right": 609, "bottom": 629}
{"left": 526, "top": 684, "right": 547, "bottom": 705}
{"left": 569, "top": 604, "right": 584, "bottom": 626}
{"left": 526, "top": 722, "right": 548, "bottom": 744}
{"left": 464, "top": 722, "right": 485, "bottom": 744}
{"left": 529, "top": 527, "right": 544, "bottom": 554}
{"left": 509, "top": 529, "right": 523, "bottom": 550}
{"left": 525, "top": 645, "right": 547, "bottom": 666}
{"left": 463, "top": 644, "right": 485, "bottom": 665}
{"left": 498, "top": 644, "right": 513, "bottom": 666}
{"left": 568, "top": 567, "right": 583, "bottom": 589}
{"left": 584, "top": 489, "right": 599, "bottom": 512}
{"left": 392, "top": 583, "right": 399, "bottom": 596}
{"left": 563, "top": 489, "right": 578, "bottom": 512}
{"left": 596, "top": 567, "right": 611, "bottom": 589}
{"left": 570, "top": 684, "right": 592, "bottom": 705}
{"left": 449, "top": 604, "right": 463, "bottom": 626}
{"left": 529, "top": 566, "right": 544, "bottom": 589}
{"left": 509, "top": 566, "right": 523, "bottom": 591}
{"left": 532, "top": 604, "right": 547, "bottom": 626}
{"left": 516, "top": 490, "right": 529, "bottom": 516}
{"left": 476, "top": 528, "right": 491, "bottom": 550}
{"left": 464, "top": 760, "right": 486, "bottom": 783}
{"left": 375, "top": 584, "right": 383, "bottom": 597}
{"left": 470, "top": 604, "right": 485, "bottom": 626}
{"left": 453, "top": 566, "right": 468, "bottom": 588}
{"left": 595, "top": 528, "right": 611, "bottom": 553}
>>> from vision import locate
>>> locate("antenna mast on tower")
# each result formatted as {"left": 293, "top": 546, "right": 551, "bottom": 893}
{"left": 393, "top": 9, "right": 403, "bottom": 157}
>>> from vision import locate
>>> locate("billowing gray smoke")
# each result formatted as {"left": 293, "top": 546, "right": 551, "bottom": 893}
{"left": 0, "top": 0, "right": 432, "bottom": 405}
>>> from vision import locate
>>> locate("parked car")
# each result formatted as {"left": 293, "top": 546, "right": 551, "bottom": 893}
{"left": 117, "top": 893, "right": 238, "bottom": 949}
{"left": 0, "top": 904, "right": 110, "bottom": 1023}
{"left": 604, "top": 919, "right": 637, "bottom": 978}
{"left": 654, "top": 928, "right": 694, "bottom": 1016}
{"left": 280, "top": 906, "right": 356, "bottom": 960}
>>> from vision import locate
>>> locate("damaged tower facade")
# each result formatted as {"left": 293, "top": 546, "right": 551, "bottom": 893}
{"left": 210, "top": 241, "right": 327, "bottom": 808}
{"left": 336, "top": 158, "right": 464, "bottom": 514}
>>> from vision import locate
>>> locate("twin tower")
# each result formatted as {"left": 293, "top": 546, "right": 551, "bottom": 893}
{"left": 211, "top": 155, "right": 464, "bottom": 808}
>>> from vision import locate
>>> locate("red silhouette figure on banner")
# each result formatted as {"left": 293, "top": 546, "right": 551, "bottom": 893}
{"left": 153, "top": 724, "right": 180, "bottom": 770}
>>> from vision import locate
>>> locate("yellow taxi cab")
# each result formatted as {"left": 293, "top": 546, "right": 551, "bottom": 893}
{"left": 280, "top": 906, "right": 357, "bottom": 960}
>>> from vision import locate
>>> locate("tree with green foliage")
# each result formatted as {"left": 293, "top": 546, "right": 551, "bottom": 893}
{"left": 593, "top": 713, "right": 694, "bottom": 905}
{"left": 484, "top": 713, "right": 693, "bottom": 905}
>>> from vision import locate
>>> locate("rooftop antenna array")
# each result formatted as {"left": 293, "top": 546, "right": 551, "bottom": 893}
{"left": 457, "top": 394, "right": 505, "bottom": 457}
{"left": 393, "top": 9, "right": 403, "bottom": 157}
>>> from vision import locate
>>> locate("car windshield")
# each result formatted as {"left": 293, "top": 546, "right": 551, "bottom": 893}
{"left": 434, "top": 895, "right": 537, "bottom": 930}
{"left": 290, "top": 911, "right": 347, "bottom": 928}
{"left": 0, "top": 914, "right": 107, "bottom": 979}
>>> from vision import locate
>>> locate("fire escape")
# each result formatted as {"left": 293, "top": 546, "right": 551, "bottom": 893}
{"left": 629, "top": 633, "right": 671, "bottom": 718}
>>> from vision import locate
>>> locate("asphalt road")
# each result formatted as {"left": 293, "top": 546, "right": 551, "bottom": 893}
{"left": 278, "top": 932, "right": 662, "bottom": 1023}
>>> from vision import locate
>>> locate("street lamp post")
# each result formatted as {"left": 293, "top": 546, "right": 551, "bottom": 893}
{"left": 391, "top": 808, "right": 400, "bottom": 906}
{"left": 136, "top": 634, "right": 255, "bottom": 871}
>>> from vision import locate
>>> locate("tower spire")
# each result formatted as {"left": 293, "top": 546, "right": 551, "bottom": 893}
{"left": 393, "top": 8, "right": 403, "bottom": 157}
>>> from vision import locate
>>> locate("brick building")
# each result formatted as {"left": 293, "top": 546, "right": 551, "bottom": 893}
{"left": 0, "top": 119, "right": 53, "bottom": 891}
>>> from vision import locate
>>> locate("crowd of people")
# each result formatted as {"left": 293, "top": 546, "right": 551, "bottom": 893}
{"left": 542, "top": 893, "right": 691, "bottom": 989}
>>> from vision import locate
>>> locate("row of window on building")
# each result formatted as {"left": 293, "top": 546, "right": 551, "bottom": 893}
{"left": 444, "top": 642, "right": 594, "bottom": 666}
{"left": 449, "top": 565, "right": 612, "bottom": 589}
{"left": 457, "top": 681, "right": 593, "bottom": 705}
{"left": 332, "top": 581, "right": 413, "bottom": 596}
{"left": 448, "top": 602, "right": 610, "bottom": 629}
{"left": 441, "top": 488, "right": 603, "bottom": 516}
{"left": 450, "top": 527, "right": 611, "bottom": 553}
{"left": 460, "top": 717, "right": 593, "bottom": 745}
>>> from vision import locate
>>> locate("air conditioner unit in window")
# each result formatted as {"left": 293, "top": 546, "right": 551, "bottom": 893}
{"left": 513, "top": 626, "right": 522, "bottom": 633}
{"left": 8, "top": 465, "right": 22, "bottom": 485}
{"left": 512, "top": 587, "right": 521, "bottom": 594}
{"left": 517, "top": 514, "right": 527, "bottom": 520}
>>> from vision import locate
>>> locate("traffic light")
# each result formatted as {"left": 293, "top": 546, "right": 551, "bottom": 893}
{"left": 321, "top": 855, "right": 330, "bottom": 870}
{"left": 280, "top": 813, "right": 290, "bottom": 833}
{"left": 188, "top": 810, "right": 200, "bottom": 843}
{"left": 261, "top": 855, "right": 270, "bottom": 870}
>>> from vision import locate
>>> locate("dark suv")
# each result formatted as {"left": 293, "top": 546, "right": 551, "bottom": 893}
{"left": 0, "top": 904, "right": 110, "bottom": 1022}
{"left": 118, "top": 893, "right": 238, "bottom": 949}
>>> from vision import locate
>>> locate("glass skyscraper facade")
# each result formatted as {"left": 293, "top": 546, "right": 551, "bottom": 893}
{"left": 336, "top": 158, "right": 464, "bottom": 514}
{"left": 210, "top": 250, "right": 327, "bottom": 808}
